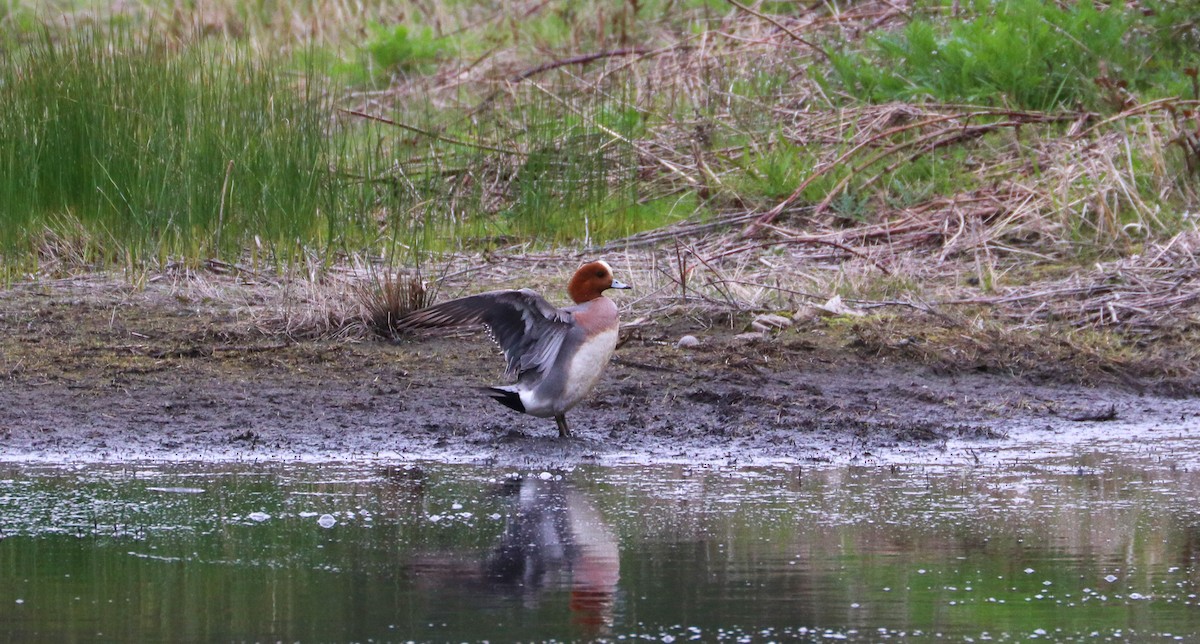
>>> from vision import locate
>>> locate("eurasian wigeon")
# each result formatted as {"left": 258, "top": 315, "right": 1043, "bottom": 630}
{"left": 398, "top": 260, "right": 630, "bottom": 437}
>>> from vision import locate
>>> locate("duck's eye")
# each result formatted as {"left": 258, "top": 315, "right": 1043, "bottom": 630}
{"left": 596, "top": 270, "right": 607, "bottom": 278}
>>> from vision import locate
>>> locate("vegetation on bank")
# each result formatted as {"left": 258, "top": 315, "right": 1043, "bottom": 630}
{"left": 1, "top": 0, "right": 1197, "bottom": 367}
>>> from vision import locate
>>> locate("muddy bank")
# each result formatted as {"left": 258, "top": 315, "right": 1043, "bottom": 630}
{"left": 0, "top": 278, "right": 1195, "bottom": 465}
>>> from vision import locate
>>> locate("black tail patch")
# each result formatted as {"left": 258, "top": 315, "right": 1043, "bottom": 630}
{"left": 483, "top": 387, "right": 525, "bottom": 413}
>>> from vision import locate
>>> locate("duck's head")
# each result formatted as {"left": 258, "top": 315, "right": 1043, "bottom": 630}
{"left": 568, "top": 260, "right": 631, "bottom": 303}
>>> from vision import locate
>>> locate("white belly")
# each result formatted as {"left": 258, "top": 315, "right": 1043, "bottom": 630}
{"left": 557, "top": 327, "right": 619, "bottom": 414}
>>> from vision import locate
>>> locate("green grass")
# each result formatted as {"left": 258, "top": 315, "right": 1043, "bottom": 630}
{"left": 335, "top": 66, "right": 689, "bottom": 251}
{"left": 0, "top": 29, "right": 382, "bottom": 272}
{"left": 0, "top": 23, "right": 684, "bottom": 276}
{"left": 735, "top": 140, "right": 818, "bottom": 203}
{"left": 350, "top": 22, "right": 451, "bottom": 85}
{"left": 1, "top": 0, "right": 1197, "bottom": 278}
{"left": 822, "top": 0, "right": 1195, "bottom": 111}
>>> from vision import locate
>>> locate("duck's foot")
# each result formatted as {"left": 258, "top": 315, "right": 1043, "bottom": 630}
{"left": 555, "top": 414, "right": 572, "bottom": 438}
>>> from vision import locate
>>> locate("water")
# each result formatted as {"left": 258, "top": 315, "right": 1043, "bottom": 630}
{"left": 1, "top": 449, "right": 1198, "bottom": 641}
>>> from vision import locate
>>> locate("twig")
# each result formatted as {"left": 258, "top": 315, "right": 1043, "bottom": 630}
{"left": 760, "top": 223, "right": 894, "bottom": 275}
{"left": 473, "top": 46, "right": 679, "bottom": 115}
{"left": 746, "top": 111, "right": 976, "bottom": 233}
{"left": 747, "top": 108, "right": 1083, "bottom": 233}
{"left": 512, "top": 48, "right": 651, "bottom": 82}
{"left": 592, "top": 210, "right": 766, "bottom": 251}
{"left": 725, "top": 0, "right": 832, "bottom": 62}
{"left": 716, "top": 212, "right": 940, "bottom": 263}
{"left": 679, "top": 240, "right": 741, "bottom": 307}
{"left": 527, "top": 80, "right": 700, "bottom": 186}
{"left": 216, "top": 160, "right": 234, "bottom": 252}
{"left": 674, "top": 238, "right": 689, "bottom": 304}
{"left": 338, "top": 108, "right": 524, "bottom": 157}
{"left": 1076, "top": 97, "right": 1193, "bottom": 139}
{"left": 204, "top": 258, "right": 278, "bottom": 285}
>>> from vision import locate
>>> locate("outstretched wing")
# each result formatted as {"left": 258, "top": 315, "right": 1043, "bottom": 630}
{"left": 397, "top": 289, "right": 574, "bottom": 379}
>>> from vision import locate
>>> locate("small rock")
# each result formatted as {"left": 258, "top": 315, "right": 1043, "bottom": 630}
{"left": 734, "top": 331, "right": 764, "bottom": 342}
{"left": 676, "top": 334, "right": 700, "bottom": 348}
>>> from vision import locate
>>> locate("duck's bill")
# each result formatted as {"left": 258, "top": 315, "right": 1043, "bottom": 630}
{"left": 610, "top": 279, "right": 632, "bottom": 290}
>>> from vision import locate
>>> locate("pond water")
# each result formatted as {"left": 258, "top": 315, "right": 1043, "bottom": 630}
{"left": 2, "top": 440, "right": 1199, "bottom": 641}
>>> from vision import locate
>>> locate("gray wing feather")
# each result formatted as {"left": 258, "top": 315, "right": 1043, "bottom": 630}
{"left": 397, "top": 289, "right": 573, "bottom": 378}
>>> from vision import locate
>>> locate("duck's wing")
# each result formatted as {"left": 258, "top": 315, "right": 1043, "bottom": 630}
{"left": 397, "top": 289, "right": 574, "bottom": 379}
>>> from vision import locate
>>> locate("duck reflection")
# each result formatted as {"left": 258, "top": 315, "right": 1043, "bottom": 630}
{"left": 408, "top": 473, "right": 620, "bottom": 633}
{"left": 483, "top": 475, "right": 621, "bottom": 631}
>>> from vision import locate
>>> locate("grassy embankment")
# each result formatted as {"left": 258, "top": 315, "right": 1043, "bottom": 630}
{"left": 1, "top": 0, "right": 1198, "bottom": 383}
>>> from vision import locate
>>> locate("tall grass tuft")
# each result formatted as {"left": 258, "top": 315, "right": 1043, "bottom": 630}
{"left": 354, "top": 267, "right": 432, "bottom": 338}
{"left": 0, "top": 28, "right": 374, "bottom": 273}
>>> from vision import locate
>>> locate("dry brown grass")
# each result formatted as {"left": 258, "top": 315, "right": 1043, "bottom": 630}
{"left": 11, "top": 0, "right": 1199, "bottom": 380}
{"left": 352, "top": 267, "right": 433, "bottom": 338}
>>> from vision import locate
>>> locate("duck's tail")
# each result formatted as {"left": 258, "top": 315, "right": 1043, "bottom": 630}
{"left": 483, "top": 386, "right": 525, "bottom": 414}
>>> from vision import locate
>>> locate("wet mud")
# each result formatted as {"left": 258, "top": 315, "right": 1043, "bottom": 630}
{"left": 1, "top": 280, "right": 1195, "bottom": 465}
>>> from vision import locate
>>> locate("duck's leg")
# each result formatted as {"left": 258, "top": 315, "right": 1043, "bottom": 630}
{"left": 555, "top": 414, "right": 571, "bottom": 438}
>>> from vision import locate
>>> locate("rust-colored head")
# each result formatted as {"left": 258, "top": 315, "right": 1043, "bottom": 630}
{"left": 567, "top": 260, "right": 630, "bottom": 304}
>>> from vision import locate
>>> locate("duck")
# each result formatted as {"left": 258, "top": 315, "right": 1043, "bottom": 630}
{"left": 398, "top": 260, "right": 631, "bottom": 437}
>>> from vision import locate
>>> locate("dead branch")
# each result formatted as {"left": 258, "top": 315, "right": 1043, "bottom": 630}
{"left": 511, "top": 48, "right": 651, "bottom": 82}
{"left": 338, "top": 108, "right": 523, "bottom": 156}
{"left": 725, "top": 0, "right": 832, "bottom": 62}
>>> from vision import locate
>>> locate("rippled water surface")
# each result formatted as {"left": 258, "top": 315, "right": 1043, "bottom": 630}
{"left": 2, "top": 445, "right": 1199, "bottom": 641}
